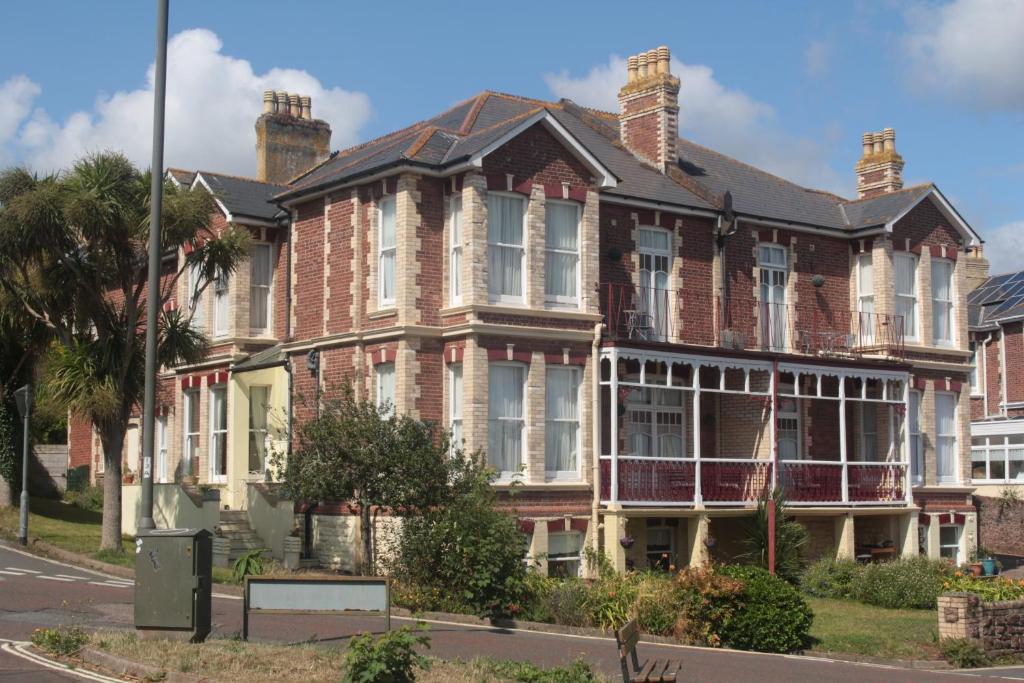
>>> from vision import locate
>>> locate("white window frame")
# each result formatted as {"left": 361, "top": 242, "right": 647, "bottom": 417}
{"left": 155, "top": 414, "right": 168, "bottom": 484}
{"left": 187, "top": 262, "right": 205, "bottom": 331}
{"left": 969, "top": 342, "right": 980, "bottom": 395}
{"left": 939, "top": 524, "right": 962, "bottom": 564}
{"left": 777, "top": 389, "right": 801, "bottom": 460}
{"left": 625, "top": 386, "right": 686, "bottom": 459}
{"left": 488, "top": 361, "right": 526, "bottom": 479}
{"left": 544, "top": 200, "right": 581, "bottom": 307}
{"left": 645, "top": 524, "right": 675, "bottom": 571}
{"left": 546, "top": 531, "right": 583, "bottom": 578}
{"left": 935, "top": 391, "right": 958, "bottom": 484}
{"left": 449, "top": 195, "right": 463, "bottom": 306}
{"left": 759, "top": 243, "right": 789, "bottom": 351}
{"left": 213, "top": 268, "right": 230, "bottom": 337}
{"left": 208, "top": 386, "right": 228, "bottom": 484}
{"left": 249, "top": 243, "right": 273, "bottom": 335}
{"left": 375, "top": 362, "right": 396, "bottom": 413}
{"left": 378, "top": 195, "right": 397, "bottom": 308}
{"left": 449, "top": 363, "right": 463, "bottom": 453}
{"left": 909, "top": 389, "right": 923, "bottom": 485}
{"left": 971, "top": 434, "right": 1024, "bottom": 484}
{"left": 895, "top": 252, "right": 919, "bottom": 342}
{"left": 856, "top": 253, "right": 875, "bottom": 344}
{"left": 545, "top": 366, "right": 582, "bottom": 481}
{"left": 487, "top": 193, "right": 527, "bottom": 304}
{"left": 183, "top": 389, "right": 200, "bottom": 480}
{"left": 637, "top": 227, "right": 673, "bottom": 340}
{"left": 248, "top": 385, "right": 270, "bottom": 475}
{"left": 859, "top": 402, "right": 879, "bottom": 462}
{"left": 931, "top": 258, "right": 955, "bottom": 346}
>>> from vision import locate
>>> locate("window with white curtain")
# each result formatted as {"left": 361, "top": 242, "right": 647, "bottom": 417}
{"left": 449, "top": 363, "right": 463, "bottom": 453}
{"left": 895, "top": 253, "right": 918, "bottom": 340}
{"left": 759, "top": 244, "right": 788, "bottom": 351}
{"left": 637, "top": 228, "right": 671, "bottom": 340}
{"left": 909, "top": 390, "right": 922, "bottom": 484}
{"left": 488, "top": 363, "right": 525, "bottom": 476}
{"left": 376, "top": 363, "right": 395, "bottom": 413}
{"left": 969, "top": 342, "right": 980, "bottom": 394}
{"left": 249, "top": 244, "right": 272, "bottom": 333}
{"left": 625, "top": 387, "right": 685, "bottom": 458}
{"left": 545, "top": 367, "right": 581, "bottom": 479}
{"left": 248, "top": 386, "right": 269, "bottom": 474}
{"left": 935, "top": 392, "right": 958, "bottom": 484}
{"left": 487, "top": 194, "right": 526, "bottom": 302}
{"left": 183, "top": 389, "right": 200, "bottom": 479}
{"left": 859, "top": 402, "right": 878, "bottom": 461}
{"left": 932, "top": 259, "right": 954, "bottom": 345}
{"left": 857, "top": 253, "right": 874, "bottom": 343}
{"left": 449, "top": 196, "right": 462, "bottom": 305}
{"left": 209, "top": 386, "right": 228, "bottom": 482}
{"left": 378, "top": 196, "right": 397, "bottom": 306}
{"left": 544, "top": 201, "right": 580, "bottom": 305}
{"left": 213, "top": 268, "right": 229, "bottom": 337}
{"left": 188, "top": 262, "right": 205, "bottom": 330}
{"left": 547, "top": 531, "right": 582, "bottom": 578}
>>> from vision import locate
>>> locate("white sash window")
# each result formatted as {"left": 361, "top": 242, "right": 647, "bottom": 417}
{"left": 488, "top": 363, "right": 525, "bottom": 476}
{"left": 857, "top": 253, "right": 875, "bottom": 344}
{"left": 545, "top": 367, "right": 581, "bottom": 479}
{"left": 935, "top": 392, "right": 958, "bottom": 484}
{"left": 544, "top": 201, "right": 580, "bottom": 305}
{"left": 488, "top": 194, "right": 526, "bottom": 302}
{"left": 449, "top": 196, "right": 462, "bottom": 305}
{"left": 931, "top": 259, "right": 954, "bottom": 345}
{"left": 376, "top": 363, "right": 395, "bottom": 413}
{"left": 249, "top": 244, "right": 272, "bottom": 333}
{"left": 379, "top": 196, "right": 397, "bottom": 307}
{"left": 895, "top": 253, "right": 918, "bottom": 340}
{"left": 209, "top": 386, "right": 228, "bottom": 483}
{"left": 759, "top": 244, "right": 788, "bottom": 351}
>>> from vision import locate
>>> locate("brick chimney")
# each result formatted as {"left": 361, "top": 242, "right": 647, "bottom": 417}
{"left": 618, "top": 46, "right": 680, "bottom": 171}
{"left": 964, "top": 246, "right": 991, "bottom": 293}
{"left": 255, "top": 90, "right": 331, "bottom": 184}
{"left": 855, "top": 127, "right": 904, "bottom": 198}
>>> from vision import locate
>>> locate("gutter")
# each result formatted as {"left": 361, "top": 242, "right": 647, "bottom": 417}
{"left": 590, "top": 321, "right": 602, "bottom": 568}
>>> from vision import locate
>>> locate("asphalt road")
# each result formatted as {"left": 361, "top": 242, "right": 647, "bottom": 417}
{"left": 2, "top": 541, "right": 1024, "bottom": 682}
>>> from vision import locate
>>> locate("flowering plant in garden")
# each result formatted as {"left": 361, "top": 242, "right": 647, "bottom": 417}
{"left": 943, "top": 572, "right": 1024, "bottom": 602}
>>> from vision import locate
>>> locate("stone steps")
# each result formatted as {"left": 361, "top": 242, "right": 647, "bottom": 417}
{"left": 215, "top": 510, "right": 269, "bottom": 562}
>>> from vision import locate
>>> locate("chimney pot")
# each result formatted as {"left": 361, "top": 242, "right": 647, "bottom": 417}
{"left": 274, "top": 91, "right": 288, "bottom": 114}
{"left": 861, "top": 132, "right": 873, "bottom": 157}
{"left": 300, "top": 96, "right": 312, "bottom": 120}
{"left": 657, "top": 46, "right": 670, "bottom": 74}
{"left": 263, "top": 90, "right": 275, "bottom": 114}
{"left": 882, "top": 127, "right": 895, "bottom": 153}
{"left": 872, "top": 132, "right": 884, "bottom": 155}
{"left": 627, "top": 55, "right": 638, "bottom": 83}
{"left": 637, "top": 52, "right": 648, "bottom": 78}
{"left": 288, "top": 93, "right": 301, "bottom": 117}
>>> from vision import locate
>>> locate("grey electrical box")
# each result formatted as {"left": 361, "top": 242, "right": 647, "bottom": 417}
{"left": 134, "top": 528, "right": 212, "bottom": 642}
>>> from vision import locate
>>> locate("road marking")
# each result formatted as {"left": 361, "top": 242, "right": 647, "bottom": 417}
{"left": 6, "top": 566, "right": 39, "bottom": 573}
{"left": 54, "top": 574, "right": 90, "bottom": 580}
{"left": 0, "top": 640, "right": 125, "bottom": 682}
{"left": 0, "top": 569, "right": 25, "bottom": 576}
{"left": 37, "top": 575, "right": 75, "bottom": 582}
{"left": 88, "top": 581, "right": 131, "bottom": 588}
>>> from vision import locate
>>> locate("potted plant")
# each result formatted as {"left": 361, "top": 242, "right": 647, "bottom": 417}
{"left": 619, "top": 534, "right": 635, "bottom": 549}
{"left": 979, "top": 548, "right": 998, "bottom": 576}
{"left": 968, "top": 551, "right": 983, "bottom": 577}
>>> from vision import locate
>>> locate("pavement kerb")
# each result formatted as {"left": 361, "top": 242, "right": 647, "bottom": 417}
{"left": 79, "top": 645, "right": 208, "bottom": 683}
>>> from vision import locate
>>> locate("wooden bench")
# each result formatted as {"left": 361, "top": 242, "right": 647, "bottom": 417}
{"left": 614, "top": 619, "right": 681, "bottom": 683}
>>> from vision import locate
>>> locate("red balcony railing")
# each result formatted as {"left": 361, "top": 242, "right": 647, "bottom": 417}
{"left": 780, "top": 461, "right": 844, "bottom": 503}
{"left": 600, "top": 458, "right": 695, "bottom": 503}
{"left": 600, "top": 282, "right": 904, "bottom": 358}
{"left": 848, "top": 463, "right": 907, "bottom": 502}
{"left": 701, "top": 459, "right": 772, "bottom": 503}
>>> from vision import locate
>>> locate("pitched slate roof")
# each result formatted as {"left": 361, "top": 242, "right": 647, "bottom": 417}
{"left": 969, "top": 270, "right": 1024, "bottom": 328}
{"left": 167, "top": 168, "right": 196, "bottom": 187}
{"left": 276, "top": 91, "right": 957, "bottom": 231}
{"left": 194, "top": 171, "right": 288, "bottom": 222}
{"left": 232, "top": 343, "right": 287, "bottom": 372}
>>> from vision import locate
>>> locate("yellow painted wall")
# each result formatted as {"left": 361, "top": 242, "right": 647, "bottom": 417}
{"left": 226, "top": 366, "right": 289, "bottom": 510}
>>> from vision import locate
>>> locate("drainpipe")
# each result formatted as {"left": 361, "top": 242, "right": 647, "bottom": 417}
{"left": 1000, "top": 324, "right": 1008, "bottom": 417}
{"left": 981, "top": 331, "right": 992, "bottom": 418}
{"left": 590, "top": 322, "right": 602, "bottom": 564}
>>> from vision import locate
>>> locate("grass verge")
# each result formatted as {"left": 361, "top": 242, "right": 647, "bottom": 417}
{"left": 92, "top": 630, "right": 609, "bottom": 683}
{"left": 806, "top": 597, "right": 940, "bottom": 660}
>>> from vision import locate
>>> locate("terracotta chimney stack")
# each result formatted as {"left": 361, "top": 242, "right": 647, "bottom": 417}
{"left": 618, "top": 46, "right": 681, "bottom": 172}
{"left": 256, "top": 90, "right": 331, "bottom": 183}
{"left": 855, "top": 127, "right": 904, "bottom": 198}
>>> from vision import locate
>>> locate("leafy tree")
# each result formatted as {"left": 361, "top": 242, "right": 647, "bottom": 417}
{"left": 738, "top": 487, "right": 809, "bottom": 583}
{"left": 275, "top": 380, "right": 455, "bottom": 574}
{"left": 0, "top": 153, "right": 249, "bottom": 550}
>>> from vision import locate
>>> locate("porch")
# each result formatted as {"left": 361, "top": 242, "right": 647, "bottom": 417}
{"left": 598, "top": 346, "right": 912, "bottom": 508}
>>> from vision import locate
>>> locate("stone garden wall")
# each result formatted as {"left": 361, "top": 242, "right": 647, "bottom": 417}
{"left": 939, "top": 592, "right": 1024, "bottom": 657}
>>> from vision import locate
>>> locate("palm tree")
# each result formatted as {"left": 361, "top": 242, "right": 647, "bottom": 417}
{"left": 0, "top": 152, "right": 249, "bottom": 551}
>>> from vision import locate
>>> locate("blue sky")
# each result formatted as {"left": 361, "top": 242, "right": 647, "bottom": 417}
{"left": 1, "top": 0, "right": 1021, "bottom": 270}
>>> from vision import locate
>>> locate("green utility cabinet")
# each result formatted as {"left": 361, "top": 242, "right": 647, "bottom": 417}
{"left": 134, "top": 528, "right": 212, "bottom": 642}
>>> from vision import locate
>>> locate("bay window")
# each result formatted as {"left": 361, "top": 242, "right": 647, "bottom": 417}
{"left": 376, "top": 362, "right": 395, "bottom": 413}
{"left": 544, "top": 201, "right": 580, "bottom": 305}
{"left": 545, "top": 366, "right": 581, "bottom": 479}
{"left": 449, "top": 196, "right": 462, "bottom": 305}
{"left": 487, "top": 194, "right": 525, "bottom": 302}
{"left": 935, "top": 392, "right": 958, "bottom": 484}
{"left": 249, "top": 244, "right": 272, "bottom": 333}
{"left": 909, "top": 390, "right": 923, "bottom": 484}
{"left": 488, "top": 363, "right": 525, "bottom": 477}
{"left": 379, "top": 196, "right": 396, "bottom": 307}
{"left": 209, "top": 386, "right": 227, "bottom": 483}
{"left": 449, "top": 363, "right": 463, "bottom": 452}
{"left": 895, "top": 253, "right": 918, "bottom": 340}
{"left": 183, "top": 389, "right": 200, "bottom": 479}
{"left": 931, "top": 259, "right": 954, "bottom": 345}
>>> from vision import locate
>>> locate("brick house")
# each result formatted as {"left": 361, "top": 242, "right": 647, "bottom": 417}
{"left": 966, "top": 257, "right": 1024, "bottom": 560}
{"left": 71, "top": 47, "right": 983, "bottom": 572}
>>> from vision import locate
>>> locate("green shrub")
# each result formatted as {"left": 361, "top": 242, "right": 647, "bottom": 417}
{"left": 799, "top": 558, "right": 862, "bottom": 599}
{"left": 231, "top": 548, "right": 269, "bottom": 583}
{"left": 63, "top": 484, "right": 103, "bottom": 512}
{"left": 850, "top": 557, "right": 952, "bottom": 609}
{"left": 584, "top": 571, "right": 640, "bottom": 630}
{"left": 547, "top": 579, "right": 594, "bottom": 627}
{"left": 671, "top": 565, "right": 746, "bottom": 648}
{"left": 943, "top": 574, "right": 1024, "bottom": 601}
{"left": 387, "top": 464, "right": 529, "bottom": 618}
{"left": 482, "top": 658, "right": 598, "bottom": 683}
{"left": 718, "top": 565, "right": 813, "bottom": 653}
{"left": 31, "top": 626, "right": 88, "bottom": 656}
{"left": 342, "top": 626, "right": 431, "bottom": 683}
{"left": 631, "top": 573, "right": 678, "bottom": 636}
{"left": 939, "top": 638, "right": 991, "bottom": 668}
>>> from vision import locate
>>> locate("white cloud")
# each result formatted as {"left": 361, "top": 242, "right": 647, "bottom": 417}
{"left": 544, "top": 56, "right": 847, "bottom": 194}
{"left": 904, "top": 0, "right": 1024, "bottom": 111}
{"left": 804, "top": 40, "right": 831, "bottom": 78}
{"left": 982, "top": 220, "right": 1024, "bottom": 274}
{"left": 0, "top": 75, "right": 41, "bottom": 166}
{"left": 1, "top": 28, "right": 372, "bottom": 176}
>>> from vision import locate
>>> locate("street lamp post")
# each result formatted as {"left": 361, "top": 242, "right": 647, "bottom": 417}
{"left": 13, "top": 384, "right": 33, "bottom": 546}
